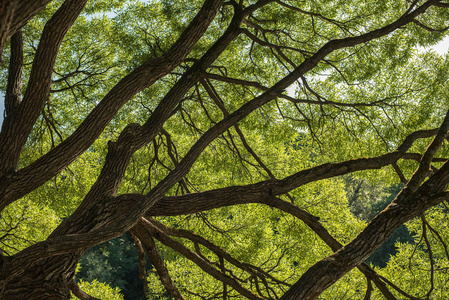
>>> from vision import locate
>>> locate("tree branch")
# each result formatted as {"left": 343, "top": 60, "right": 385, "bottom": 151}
{"left": 138, "top": 218, "right": 265, "bottom": 300}
{"left": 149, "top": 218, "right": 290, "bottom": 293}
{"left": 406, "top": 109, "right": 449, "bottom": 192}
{"left": 280, "top": 111, "right": 449, "bottom": 298}
{"left": 0, "top": 0, "right": 228, "bottom": 209}
{"left": 4, "top": 28, "right": 22, "bottom": 117}
{"left": 0, "top": 0, "right": 88, "bottom": 178}
{"left": 0, "top": 0, "right": 18, "bottom": 63}
{"left": 5, "top": 0, "right": 54, "bottom": 40}
{"left": 131, "top": 226, "right": 186, "bottom": 300}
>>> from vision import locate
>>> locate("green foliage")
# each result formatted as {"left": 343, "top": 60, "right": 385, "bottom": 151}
{"left": 374, "top": 205, "right": 449, "bottom": 298}
{"left": 70, "top": 279, "right": 124, "bottom": 300}
{"left": 76, "top": 232, "right": 146, "bottom": 300}
{"left": 3, "top": 0, "right": 449, "bottom": 298}
{"left": 0, "top": 198, "right": 59, "bottom": 255}
{"left": 146, "top": 178, "right": 367, "bottom": 298}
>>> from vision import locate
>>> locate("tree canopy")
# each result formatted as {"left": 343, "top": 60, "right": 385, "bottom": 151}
{"left": 2, "top": 0, "right": 449, "bottom": 299}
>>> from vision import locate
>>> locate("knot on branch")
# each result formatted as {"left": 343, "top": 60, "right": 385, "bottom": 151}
{"left": 108, "top": 123, "right": 142, "bottom": 152}
{"left": 117, "top": 123, "right": 141, "bottom": 143}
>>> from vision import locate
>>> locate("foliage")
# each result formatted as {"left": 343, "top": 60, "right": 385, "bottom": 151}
{"left": 77, "top": 232, "right": 146, "bottom": 300}
{"left": 0, "top": 198, "right": 59, "bottom": 255}
{"left": 70, "top": 279, "right": 124, "bottom": 300}
{"left": 2, "top": 0, "right": 449, "bottom": 299}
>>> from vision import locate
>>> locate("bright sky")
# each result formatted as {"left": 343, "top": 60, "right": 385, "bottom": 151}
{"left": 429, "top": 35, "right": 449, "bottom": 54}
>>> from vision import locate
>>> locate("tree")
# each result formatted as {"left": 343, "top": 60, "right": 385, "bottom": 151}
{"left": 1, "top": 0, "right": 449, "bottom": 299}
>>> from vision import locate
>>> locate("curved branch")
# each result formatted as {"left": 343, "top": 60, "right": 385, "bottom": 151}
{"left": 413, "top": 19, "right": 449, "bottom": 32}
{"left": 48, "top": 1, "right": 275, "bottom": 240}
{"left": 280, "top": 110, "right": 449, "bottom": 300}
{"left": 149, "top": 218, "right": 290, "bottom": 290}
{"left": 0, "top": 0, "right": 227, "bottom": 209}
{"left": 406, "top": 109, "right": 449, "bottom": 192}
{"left": 137, "top": 218, "right": 265, "bottom": 300}
{"left": 0, "top": 0, "right": 88, "bottom": 178}
{"left": 136, "top": 0, "right": 439, "bottom": 221}
{"left": 5, "top": 0, "right": 54, "bottom": 40}
{"left": 130, "top": 227, "right": 185, "bottom": 300}
{"left": 4, "top": 29, "right": 22, "bottom": 117}
{"left": 2, "top": 0, "right": 440, "bottom": 291}
{"left": 1, "top": 125, "right": 438, "bottom": 290}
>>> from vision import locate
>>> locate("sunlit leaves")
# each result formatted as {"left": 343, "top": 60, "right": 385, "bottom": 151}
{"left": 70, "top": 279, "right": 124, "bottom": 300}
{"left": 0, "top": 198, "right": 59, "bottom": 255}
{"left": 3, "top": 0, "right": 449, "bottom": 298}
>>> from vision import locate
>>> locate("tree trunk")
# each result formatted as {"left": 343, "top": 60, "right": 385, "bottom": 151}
{"left": 1, "top": 254, "right": 80, "bottom": 300}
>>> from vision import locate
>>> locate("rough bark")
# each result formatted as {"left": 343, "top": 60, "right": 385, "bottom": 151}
{"left": 0, "top": 0, "right": 227, "bottom": 297}
{"left": 1, "top": 253, "right": 81, "bottom": 300}
{"left": 1, "top": 126, "right": 429, "bottom": 298}
{"left": 279, "top": 111, "right": 449, "bottom": 299}
{"left": 0, "top": 0, "right": 88, "bottom": 179}
{"left": 6, "top": 0, "right": 53, "bottom": 39}
{"left": 280, "top": 189, "right": 449, "bottom": 299}
{"left": 0, "top": 0, "right": 53, "bottom": 62}
{"left": 131, "top": 224, "right": 186, "bottom": 300}
{"left": 0, "top": 0, "right": 228, "bottom": 210}
{"left": 0, "top": 0, "right": 447, "bottom": 299}
{"left": 4, "top": 29, "right": 22, "bottom": 117}
{"left": 0, "top": 0, "right": 18, "bottom": 62}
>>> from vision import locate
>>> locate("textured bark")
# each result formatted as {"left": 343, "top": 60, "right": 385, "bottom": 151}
{"left": 0, "top": 0, "right": 446, "bottom": 299}
{"left": 6, "top": 0, "right": 53, "bottom": 39}
{"left": 0, "top": 0, "right": 227, "bottom": 210}
{"left": 0, "top": 0, "right": 87, "bottom": 179}
{"left": 0, "top": 0, "right": 232, "bottom": 211}
{"left": 49, "top": 0, "right": 267, "bottom": 241}
{"left": 0, "top": 0, "right": 52, "bottom": 63}
{"left": 138, "top": 218, "right": 264, "bottom": 300}
{"left": 279, "top": 114, "right": 449, "bottom": 299}
{"left": 141, "top": 129, "right": 436, "bottom": 217}
{"left": 1, "top": 253, "right": 81, "bottom": 300}
{"left": 131, "top": 225, "right": 186, "bottom": 300}
{"left": 0, "top": 0, "right": 18, "bottom": 62}
{"left": 4, "top": 29, "right": 22, "bottom": 117}
{"left": 280, "top": 189, "right": 449, "bottom": 299}
{"left": 0, "top": 0, "right": 227, "bottom": 297}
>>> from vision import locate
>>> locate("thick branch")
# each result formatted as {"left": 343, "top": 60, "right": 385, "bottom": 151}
{"left": 0, "top": 0, "right": 88, "bottom": 177}
{"left": 48, "top": 1, "right": 274, "bottom": 240}
{"left": 130, "top": 226, "right": 186, "bottom": 300}
{"left": 0, "top": 0, "right": 18, "bottom": 63}
{"left": 138, "top": 218, "right": 264, "bottom": 300}
{"left": 2, "top": 0, "right": 440, "bottom": 290}
{"left": 6, "top": 0, "right": 53, "bottom": 40}
{"left": 1, "top": 126, "right": 437, "bottom": 288}
{"left": 281, "top": 110, "right": 449, "bottom": 299}
{"left": 0, "top": 0, "right": 227, "bottom": 209}
{"left": 406, "top": 109, "right": 449, "bottom": 191}
{"left": 139, "top": 128, "right": 436, "bottom": 217}
{"left": 281, "top": 188, "right": 449, "bottom": 299}
{"left": 4, "top": 29, "right": 22, "bottom": 117}
{"left": 135, "top": 0, "right": 439, "bottom": 221}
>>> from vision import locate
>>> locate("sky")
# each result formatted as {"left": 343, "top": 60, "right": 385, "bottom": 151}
{"left": 1, "top": 37, "right": 449, "bottom": 127}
